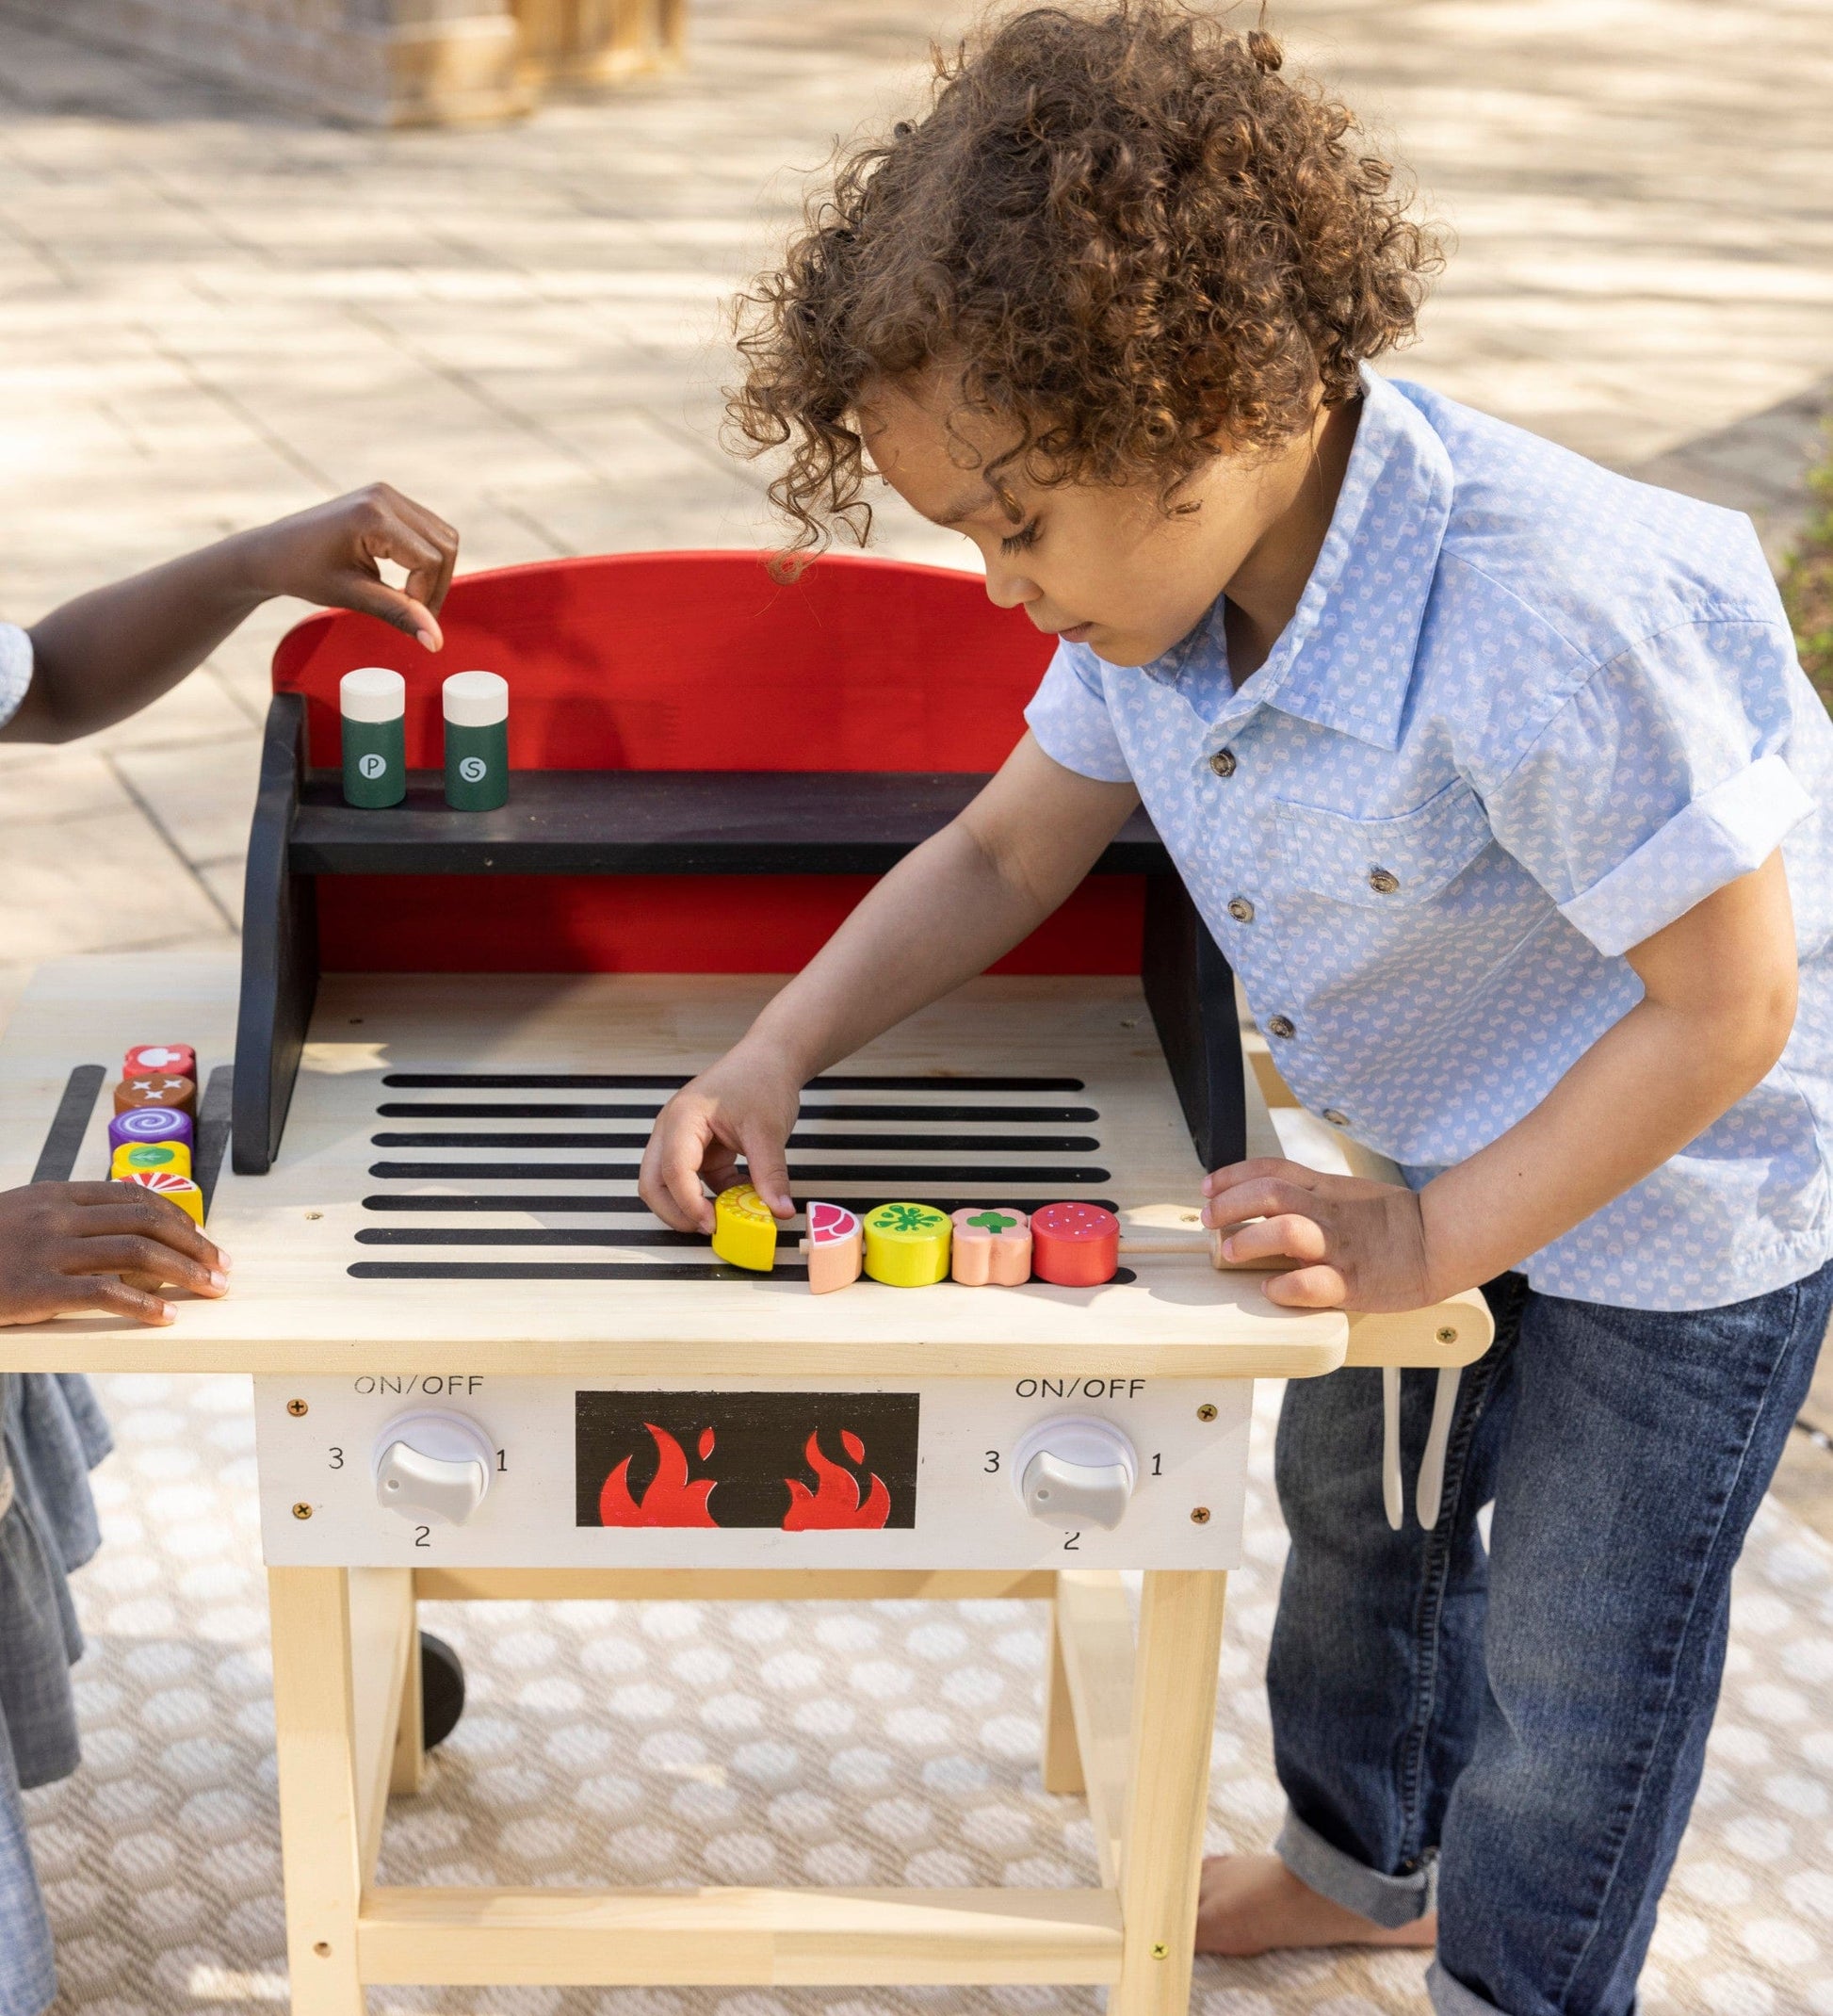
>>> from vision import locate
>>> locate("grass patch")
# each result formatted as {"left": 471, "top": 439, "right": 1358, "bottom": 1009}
{"left": 1783, "top": 419, "right": 1833, "bottom": 707}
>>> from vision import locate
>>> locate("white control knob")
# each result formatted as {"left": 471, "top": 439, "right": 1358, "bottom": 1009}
{"left": 372, "top": 1410, "right": 495, "bottom": 1528}
{"left": 1012, "top": 1416, "right": 1137, "bottom": 1532}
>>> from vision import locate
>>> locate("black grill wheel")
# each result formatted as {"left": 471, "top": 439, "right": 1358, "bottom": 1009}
{"left": 419, "top": 1630, "right": 465, "bottom": 1751}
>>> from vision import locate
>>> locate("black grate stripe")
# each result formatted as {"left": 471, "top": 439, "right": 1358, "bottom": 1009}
{"left": 370, "top": 1130, "right": 1099, "bottom": 1153}
{"left": 375, "top": 1100, "right": 1099, "bottom": 1123}
{"left": 381, "top": 1072, "right": 1085, "bottom": 1092}
{"left": 360, "top": 1227, "right": 709, "bottom": 1246}
{"left": 349, "top": 1260, "right": 1137, "bottom": 1284}
{"left": 368, "top": 1161, "right": 1111, "bottom": 1185}
{"left": 360, "top": 1193, "right": 1122, "bottom": 1215}
{"left": 30, "top": 1065, "right": 106, "bottom": 1184}
{"left": 193, "top": 1065, "right": 234, "bottom": 1212}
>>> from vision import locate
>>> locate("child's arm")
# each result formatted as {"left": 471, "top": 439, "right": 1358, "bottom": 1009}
{"left": 640, "top": 733, "right": 1140, "bottom": 1231}
{"left": 0, "top": 1181, "right": 230, "bottom": 1327}
{"left": 1, "top": 483, "right": 457, "bottom": 743}
{"left": 1205, "top": 852, "right": 1799, "bottom": 1310}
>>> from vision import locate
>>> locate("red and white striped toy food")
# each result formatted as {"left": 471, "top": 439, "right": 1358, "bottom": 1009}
{"left": 121, "top": 1168, "right": 205, "bottom": 1227}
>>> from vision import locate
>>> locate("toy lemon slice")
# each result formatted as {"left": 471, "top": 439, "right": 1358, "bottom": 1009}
{"left": 862, "top": 1201, "right": 951, "bottom": 1287}
{"left": 712, "top": 1183, "right": 778, "bottom": 1272}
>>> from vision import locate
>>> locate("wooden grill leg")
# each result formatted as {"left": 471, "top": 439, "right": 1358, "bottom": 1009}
{"left": 269, "top": 1567, "right": 366, "bottom": 2015}
{"left": 1042, "top": 1577, "right": 1086, "bottom": 1795}
{"left": 1110, "top": 1570, "right": 1228, "bottom": 2016}
{"left": 390, "top": 1611, "right": 426, "bottom": 1797}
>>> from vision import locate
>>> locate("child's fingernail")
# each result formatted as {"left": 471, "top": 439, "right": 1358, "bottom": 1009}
{"left": 1221, "top": 1238, "right": 1238, "bottom": 1260}
{"left": 207, "top": 1270, "right": 228, "bottom": 1291}
{"left": 215, "top": 1252, "right": 233, "bottom": 1275}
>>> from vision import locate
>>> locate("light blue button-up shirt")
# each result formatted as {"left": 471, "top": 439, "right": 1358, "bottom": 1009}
{"left": 1028, "top": 367, "right": 1833, "bottom": 1311}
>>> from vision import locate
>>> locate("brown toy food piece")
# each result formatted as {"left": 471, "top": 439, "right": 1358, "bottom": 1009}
{"left": 114, "top": 1073, "right": 196, "bottom": 1118}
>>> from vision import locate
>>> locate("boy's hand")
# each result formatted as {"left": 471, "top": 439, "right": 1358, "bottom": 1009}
{"left": 640, "top": 1047, "right": 803, "bottom": 1234}
{"left": 1202, "top": 1159, "right": 1434, "bottom": 1312}
{"left": 236, "top": 483, "right": 459, "bottom": 651}
{"left": 0, "top": 1182, "right": 231, "bottom": 1327}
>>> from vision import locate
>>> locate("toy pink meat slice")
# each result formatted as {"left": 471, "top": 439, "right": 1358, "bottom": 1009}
{"left": 950, "top": 1207, "right": 1031, "bottom": 1285}
{"left": 800, "top": 1201, "right": 863, "bottom": 1294}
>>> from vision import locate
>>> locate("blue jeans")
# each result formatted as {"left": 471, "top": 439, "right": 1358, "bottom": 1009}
{"left": 1267, "top": 1260, "right": 1833, "bottom": 2016}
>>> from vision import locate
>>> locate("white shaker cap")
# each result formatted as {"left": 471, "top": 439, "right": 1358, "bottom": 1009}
{"left": 443, "top": 670, "right": 509, "bottom": 726}
{"left": 340, "top": 666, "right": 407, "bottom": 722}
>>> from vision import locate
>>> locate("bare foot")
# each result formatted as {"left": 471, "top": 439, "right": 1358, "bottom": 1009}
{"left": 1194, "top": 1853, "right": 1437, "bottom": 1958}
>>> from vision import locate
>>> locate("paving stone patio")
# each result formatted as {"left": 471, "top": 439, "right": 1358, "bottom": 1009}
{"left": 1, "top": 0, "right": 1829, "bottom": 1016}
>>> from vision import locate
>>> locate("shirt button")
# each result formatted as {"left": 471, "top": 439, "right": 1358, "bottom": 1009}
{"left": 1208, "top": 748, "right": 1237, "bottom": 778}
{"left": 1267, "top": 1015, "right": 1296, "bottom": 1040}
{"left": 1322, "top": 1108, "right": 1350, "bottom": 1127}
{"left": 1226, "top": 896, "right": 1256, "bottom": 924}
{"left": 1368, "top": 866, "right": 1400, "bottom": 895}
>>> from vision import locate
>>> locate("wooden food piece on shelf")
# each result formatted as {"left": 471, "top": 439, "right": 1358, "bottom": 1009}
{"left": 799, "top": 1201, "right": 863, "bottom": 1294}
{"left": 107, "top": 1106, "right": 194, "bottom": 1155}
{"left": 1031, "top": 1201, "right": 1122, "bottom": 1286}
{"left": 862, "top": 1201, "right": 951, "bottom": 1287}
{"left": 111, "top": 1140, "right": 192, "bottom": 1180}
{"left": 113, "top": 1073, "right": 197, "bottom": 1119}
{"left": 950, "top": 1207, "right": 1032, "bottom": 1286}
{"left": 123, "top": 1043, "right": 196, "bottom": 1081}
{"left": 120, "top": 1169, "right": 205, "bottom": 1226}
{"left": 711, "top": 1183, "right": 778, "bottom": 1272}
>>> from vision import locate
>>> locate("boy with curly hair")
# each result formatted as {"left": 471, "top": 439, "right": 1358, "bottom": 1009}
{"left": 640, "top": 8, "right": 1833, "bottom": 2011}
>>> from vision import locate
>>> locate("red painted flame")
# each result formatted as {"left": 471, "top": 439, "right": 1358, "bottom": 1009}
{"left": 782, "top": 1429, "right": 891, "bottom": 1530}
{"left": 598, "top": 1423, "right": 718, "bottom": 1527}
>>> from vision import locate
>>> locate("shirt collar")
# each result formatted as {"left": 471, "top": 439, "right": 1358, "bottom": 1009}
{"left": 1144, "top": 366, "right": 1456, "bottom": 752}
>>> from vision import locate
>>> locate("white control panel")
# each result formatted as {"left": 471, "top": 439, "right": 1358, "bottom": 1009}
{"left": 254, "top": 1374, "right": 1253, "bottom": 1570}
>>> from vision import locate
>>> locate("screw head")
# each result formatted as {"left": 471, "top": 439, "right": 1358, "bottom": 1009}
{"left": 305, "top": 1210, "right": 323, "bottom": 1221}
{"left": 291, "top": 1503, "right": 313, "bottom": 1520}
{"left": 1191, "top": 1506, "right": 1211, "bottom": 1524}
{"left": 1196, "top": 1403, "right": 1218, "bottom": 1423}
{"left": 1436, "top": 1326, "right": 1457, "bottom": 1344}
{"left": 1151, "top": 1942, "right": 1170, "bottom": 1959}
{"left": 286, "top": 1398, "right": 309, "bottom": 1417}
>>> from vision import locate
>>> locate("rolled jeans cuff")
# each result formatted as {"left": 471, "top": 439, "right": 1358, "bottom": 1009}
{"left": 1273, "top": 1808, "right": 1436, "bottom": 1929}
{"left": 1425, "top": 1959, "right": 1507, "bottom": 2016}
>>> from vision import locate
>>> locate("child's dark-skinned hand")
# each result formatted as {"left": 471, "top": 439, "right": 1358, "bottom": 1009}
{"left": 1201, "top": 1158, "right": 1435, "bottom": 1313}
{"left": 0, "top": 1181, "right": 230, "bottom": 1328}
{"left": 6, "top": 480, "right": 461, "bottom": 745}
{"left": 233, "top": 483, "right": 459, "bottom": 650}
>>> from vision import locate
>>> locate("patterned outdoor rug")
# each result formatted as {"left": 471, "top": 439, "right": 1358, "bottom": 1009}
{"left": 25, "top": 1375, "right": 1833, "bottom": 2016}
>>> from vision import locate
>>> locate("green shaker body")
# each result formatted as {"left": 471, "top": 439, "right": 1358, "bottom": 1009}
{"left": 342, "top": 715, "right": 406, "bottom": 808}
{"left": 445, "top": 719, "right": 510, "bottom": 811}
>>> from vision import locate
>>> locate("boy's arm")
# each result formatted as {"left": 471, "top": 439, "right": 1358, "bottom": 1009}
{"left": 3, "top": 483, "right": 457, "bottom": 743}
{"left": 1205, "top": 852, "right": 1799, "bottom": 1309}
{"left": 640, "top": 732, "right": 1140, "bottom": 1230}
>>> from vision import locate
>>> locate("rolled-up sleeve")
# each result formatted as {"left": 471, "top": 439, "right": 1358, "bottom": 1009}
{"left": 1485, "top": 618, "right": 1817, "bottom": 959}
{"left": 0, "top": 624, "right": 29, "bottom": 731}
{"left": 1024, "top": 642, "right": 1134, "bottom": 784}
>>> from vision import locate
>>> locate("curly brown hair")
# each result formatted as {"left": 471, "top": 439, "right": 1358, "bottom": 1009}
{"left": 729, "top": 1, "right": 1440, "bottom": 560}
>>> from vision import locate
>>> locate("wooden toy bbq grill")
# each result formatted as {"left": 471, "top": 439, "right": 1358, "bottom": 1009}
{"left": 0, "top": 554, "right": 1487, "bottom": 2016}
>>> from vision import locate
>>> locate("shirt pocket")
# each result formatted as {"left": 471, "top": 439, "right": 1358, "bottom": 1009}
{"left": 1272, "top": 777, "right": 1494, "bottom": 909}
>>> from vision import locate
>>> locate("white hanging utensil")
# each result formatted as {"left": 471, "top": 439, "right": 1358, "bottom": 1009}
{"left": 1382, "top": 1365, "right": 1403, "bottom": 1531}
{"left": 1417, "top": 1367, "right": 1460, "bottom": 1528}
